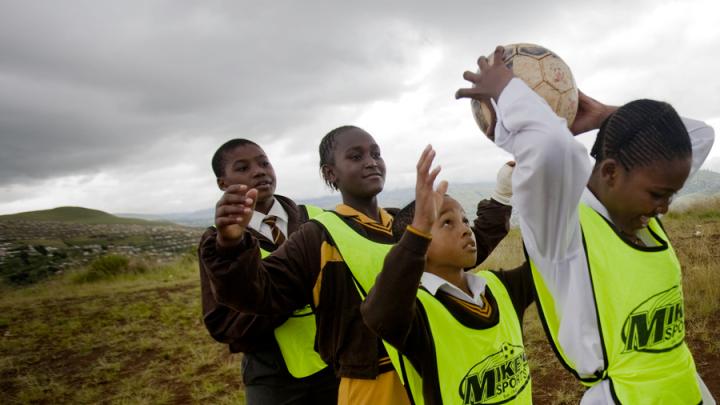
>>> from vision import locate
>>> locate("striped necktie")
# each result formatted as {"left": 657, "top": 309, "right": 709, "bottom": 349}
{"left": 262, "top": 215, "right": 286, "bottom": 245}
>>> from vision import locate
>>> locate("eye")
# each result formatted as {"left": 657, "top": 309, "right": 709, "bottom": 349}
{"left": 260, "top": 160, "right": 270, "bottom": 167}
{"left": 442, "top": 219, "right": 452, "bottom": 227}
{"left": 349, "top": 154, "right": 362, "bottom": 161}
{"left": 462, "top": 217, "right": 470, "bottom": 225}
{"left": 371, "top": 150, "right": 381, "bottom": 159}
{"left": 235, "top": 165, "right": 248, "bottom": 172}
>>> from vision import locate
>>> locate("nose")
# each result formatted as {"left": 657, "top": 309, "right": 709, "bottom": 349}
{"left": 656, "top": 198, "right": 670, "bottom": 215}
{"left": 364, "top": 156, "right": 379, "bottom": 168}
{"left": 251, "top": 164, "right": 267, "bottom": 177}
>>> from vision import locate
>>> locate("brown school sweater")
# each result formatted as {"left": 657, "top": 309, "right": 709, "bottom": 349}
{"left": 360, "top": 230, "right": 534, "bottom": 405}
{"left": 199, "top": 199, "right": 511, "bottom": 379}
{"left": 199, "top": 194, "right": 309, "bottom": 354}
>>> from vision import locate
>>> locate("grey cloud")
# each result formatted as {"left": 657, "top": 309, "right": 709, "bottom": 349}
{"left": 0, "top": 1, "right": 436, "bottom": 186}
{"left": 1, "top": 0, "right": 718, "bottom": 194}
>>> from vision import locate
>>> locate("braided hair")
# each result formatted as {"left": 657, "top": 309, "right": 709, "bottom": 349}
{"left": 318, "top": 125, "right": 363, "bottom": 189}
{"left": 590, "top": 99, "right": 691, "bottom": 171}
{"left": 211, "top": 138, "right": 260, "bottom": 177}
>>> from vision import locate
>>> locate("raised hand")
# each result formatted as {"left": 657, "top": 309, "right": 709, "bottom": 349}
{"left": 570, "top": 90, "right": 618, "bottom": 135}
{"left": 455, "top": 46, "right": 514, "bottom": 102}
{"left": 214, "top": 184, "right": 258, "bottom": 247}
{"left": 411, "top": 145, "right": 448, "bottom": 234}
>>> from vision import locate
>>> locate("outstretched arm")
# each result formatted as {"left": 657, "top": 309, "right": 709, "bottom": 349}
{"left": 199, "top": 228, "right": 288, "bottom": 350}
{"left": 200, "top": 223, "right": 323, "bottom": 317}
{"left": 457, "top": 46, "right": 592, "bottom": 263}
{"left": 684, "top": 117, "right": 715, "bottom": 177}
{"left": 361, "top": 145, "right": 444, "bottom": 349}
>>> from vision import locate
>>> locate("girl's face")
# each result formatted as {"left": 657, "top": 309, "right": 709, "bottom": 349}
{"left": 323, "top": 128, "right": 386, "bottom": 199}
{"left": 427, "top": 197, "right": 477, "bottom": 269}
{"left": 602, "top": 157, "right": 691, "bottom": 234}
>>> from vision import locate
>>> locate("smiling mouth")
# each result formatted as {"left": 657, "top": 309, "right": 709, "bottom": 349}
{"left": 255, "top": 180, "right": 273, "bottom": 188}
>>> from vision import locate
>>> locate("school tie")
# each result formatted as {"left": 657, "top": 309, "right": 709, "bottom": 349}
{"left": 262, "top": 215, "right": 286, "bottom": 246}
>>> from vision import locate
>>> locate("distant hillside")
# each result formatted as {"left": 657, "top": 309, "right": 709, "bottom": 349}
{"left": 0, "top": 206, "right": 169, "bottom": 226}
{"left": 299, "top": 181, "right": 496, "bottom": 217}
{"left": 679, "top": 169, "right": 720, "bottom": 196}
{"left": 121, "top": 169, "right": 720, "bottom": 227}
{"left": 119, "top": 208, "right": 212, "bottom": 228}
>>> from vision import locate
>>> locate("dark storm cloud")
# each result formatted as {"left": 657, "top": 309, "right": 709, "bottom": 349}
{"left": 2, "top": 0, "right": 712, "bottom": 192}
{"left": 0, "top": 1, "right": 448, "bottom": 185}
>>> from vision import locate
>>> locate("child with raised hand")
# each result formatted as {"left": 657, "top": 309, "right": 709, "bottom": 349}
{"left": 361, "top": 146, "right": 533, "bottom": 405}
{"left": 200, "top": 126, "right": 514, "bottom": 404}
{"left": 456, "top": 46, "right": 716, "bottom": 404}
{"left": 198, "top": 139, "right": 337, "bottom": 404}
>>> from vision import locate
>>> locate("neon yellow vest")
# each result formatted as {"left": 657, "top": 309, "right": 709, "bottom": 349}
{"left": 269, "top": 204, "right": 327, "bottom": 378}
{"left": 313, "top": 212, "right": 531, "bottom": 404}
{"left": 310, "top": 211, "right": 401, "bottom": 375}
{"left": 414, "top": 271, "right": 532, "bottom": 405}
{"left": 530, "top": 203, "right": 701, "bottom": 403}
{"left": 311, "top": 211, "right": 394, "bottom": 295}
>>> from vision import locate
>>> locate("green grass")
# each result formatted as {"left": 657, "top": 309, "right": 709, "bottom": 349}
{"left": 0, "top": 255, "right": 246, "bottom": 404}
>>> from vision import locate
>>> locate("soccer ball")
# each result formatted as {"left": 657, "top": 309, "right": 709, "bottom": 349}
{"left": 471, "top": 43, "right": 578, "bottom": 137}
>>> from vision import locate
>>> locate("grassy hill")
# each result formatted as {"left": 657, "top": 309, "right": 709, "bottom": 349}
{"left": 0, "top": 206, "right": 170, "bottom": 225}
{"left": 0, "top": 207, "right": 203, "bottom": 285}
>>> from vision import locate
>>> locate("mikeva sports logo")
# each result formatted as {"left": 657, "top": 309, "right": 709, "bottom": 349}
{"left": 458, "top": 342, "right": 530, "bottom": 404}
{"left": 621, "top": 285, "right": 685, "bottom": 353}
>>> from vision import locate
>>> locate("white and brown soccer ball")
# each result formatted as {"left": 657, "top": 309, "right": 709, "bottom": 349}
{"left": 471, "top": 43, "right": 578, "bottom": 139}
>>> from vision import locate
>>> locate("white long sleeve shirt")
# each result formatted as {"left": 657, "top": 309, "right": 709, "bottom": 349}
{"left": 493, "top": 78, "right": 716, "bottom": 404}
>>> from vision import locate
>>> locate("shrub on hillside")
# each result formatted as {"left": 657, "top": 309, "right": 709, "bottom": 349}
{"left": 72, "top": 255, "right": 147, "bottom": 283}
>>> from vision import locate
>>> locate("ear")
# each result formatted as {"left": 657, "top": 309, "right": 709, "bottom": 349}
{"left": 217, "top": 177, "right": 227, "bottom": 191}
{"left": 598, "top": 159, "right": 619, "bottom": 187}
{"left": 321, "top": 164, "right": 337, "bottom": 188}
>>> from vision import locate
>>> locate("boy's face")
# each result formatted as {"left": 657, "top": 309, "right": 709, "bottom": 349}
{"left": 325, "top": 128, "right": 385, "bottom": 199}
{"left": 217, "top": 144, "right": 277, "bottom": 206}
{"left": 427, "top": 197, "right": 477, "bottom": 269}
{"left": 602, "top": 157, "right": 690, "bottom": 234}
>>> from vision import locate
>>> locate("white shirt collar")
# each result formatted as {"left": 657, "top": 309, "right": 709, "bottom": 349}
{"left": 581, "top": 188, "right": 610, "bottom": 220}
{"left": 248, "top": 199, "right": 289, "bottom": 240}
{"left": 420, "top": 272, "right": 488, "bottom": 307}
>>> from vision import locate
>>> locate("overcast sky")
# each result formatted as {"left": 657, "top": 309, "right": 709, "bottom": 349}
{"left": 1, "top": 0, "right": 719, "bottom": 215}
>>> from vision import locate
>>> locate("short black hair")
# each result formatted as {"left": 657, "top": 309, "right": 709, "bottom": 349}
{"left": 211, "top": 138, "right": 260, "bottom": 178}
{"left": 318, "top": 125, "right": 363, "bottom": 189}
{"left": 392, "top": 200, "right": 416, "bottom": 242}
{"left": 590, "top": 99, "right": 691, "bottom": 171}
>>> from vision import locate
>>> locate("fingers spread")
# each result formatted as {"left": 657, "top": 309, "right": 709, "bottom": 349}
{"left": 477, "top": 56, "right": 489, "bottom": 69}
{"left": 436, "top": 180, "right": 449, "bottom": 196}
{"left": 463, "top": 70, "right": 480, "bottom": 82}
{"left": 492, "top": 46, "right": 505, "bottom": 64}
{"left": 455, "top": 88, "right": 475, "bottom": 100}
